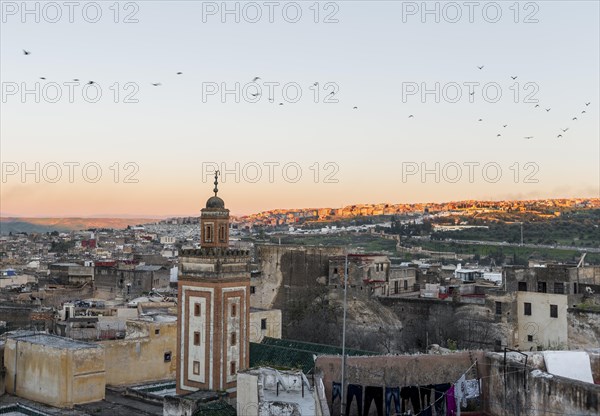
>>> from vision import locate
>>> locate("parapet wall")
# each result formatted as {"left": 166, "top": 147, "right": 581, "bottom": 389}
{"left": 481, "top": 352, "right": 600, "bottom": 416}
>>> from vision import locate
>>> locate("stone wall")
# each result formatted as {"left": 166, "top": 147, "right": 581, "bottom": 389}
{"left": 252, "top": 245, "right": 344, "bottom": 336}
{"left": 379, "top": 296, "right": 516, "bottom": 351}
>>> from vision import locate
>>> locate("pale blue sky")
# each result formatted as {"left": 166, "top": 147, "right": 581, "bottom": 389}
{"left": 1, "top": 1, "right": 599, "bottom": 216}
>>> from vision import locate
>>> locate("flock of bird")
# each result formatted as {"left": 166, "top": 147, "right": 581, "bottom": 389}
{"left": 23, "top": 50, "right": 591, "bottom": 126}
{"left": 23, "top": 49, "right": 348, "bottom": 108}
{"left": 23, "top": 48, "right": 180, "bottom": 88}
{"left": 406, "top": 64, "right": 592, "bottom": 140}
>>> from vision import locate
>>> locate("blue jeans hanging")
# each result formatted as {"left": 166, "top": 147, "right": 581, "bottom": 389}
{"left": 385, "top": 387, "right": 400, "bottom": 416}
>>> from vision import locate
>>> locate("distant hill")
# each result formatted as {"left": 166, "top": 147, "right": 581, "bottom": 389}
{"left": 0, "top": 217, "right": 160, "bottom": 234}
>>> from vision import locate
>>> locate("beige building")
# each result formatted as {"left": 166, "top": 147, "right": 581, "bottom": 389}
{"left": 387, "top": 266, "right": 417, "bottom": 295}
{"left": 249, "top": 308, "right": 282, "bottom": 343}
{"left": 4, "top": 333, "right": 105, "bottom": 408}
{"left": 100, "top": 318, "right": 177, "bottom": 386}
{"left": 516, "top": 291, "right": 568, "bottom": 350}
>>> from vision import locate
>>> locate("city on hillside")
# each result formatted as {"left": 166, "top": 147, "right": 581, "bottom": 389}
{"left": 1, "top": 1, "right": 599, "bottom": 415}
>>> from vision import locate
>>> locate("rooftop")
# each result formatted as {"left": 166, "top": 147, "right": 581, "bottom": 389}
{"left": 9, "top": 333, "right": 100, "bottom": 350}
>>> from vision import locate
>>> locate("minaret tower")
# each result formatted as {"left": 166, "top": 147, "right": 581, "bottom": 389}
{"left": 176, "top": 172, "right": 251, "bottom": 395}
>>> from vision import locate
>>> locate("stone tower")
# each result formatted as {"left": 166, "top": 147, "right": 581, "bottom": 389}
{"left": 176, "top": 172, "right": 251, "bottom": 395}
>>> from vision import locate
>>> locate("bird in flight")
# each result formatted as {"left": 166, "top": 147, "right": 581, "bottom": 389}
{"left": 503, "top": 124, "right": 508, "bottom": 128}
{"left": 279, "top": 102, "right": 284, "bottom": 106}
{"left": 353, "top": 106, "right": 358, "bottom": 110}
{"left": 313, "top": 82, "right": 318, "bottom": 86}
{"left": 251, "top": 92, "right": 260, "bottom": 97}
{"left": 469, "top": 92, "right": 475, "bottom": 96}
{"left": 478, "top": 118, "right": 483, "bottom": 122}
{"left": 88, "top": 81, "right": 95, "bottom": 85}
{"left": 268, "top": 97, "right": 274, "bottom": 103}
{"left": 561, "top": 128, "right": 569, "bottom": 132}
{"left": 585, "top": 102, "right": 591, "bottom": 106}
{"left": 557, "top": 134, "right": 563, "bottom": 138}
{"left": 534, "top": 104, "right": 540, "bottom": 108}
{"left": 582, "top": 110, "right": 586, "bottom": 114}
{"left": 151, "top": 83, "right": 161, "bottom": 86}
{"left": 545, "top": 108, "right": 551, "bottom": 112}
{"left": 572, "top": 117, "right": 578, "bottom": 121}
{"left": 176, "top": 72, "right": 183, "bottom": 75}
{"left": 511, "top": 76, "right": 518, "bottom": 80}
{"left": 252, "top": 77, "right": 261, "bottom": 82}
{"left": 39, "top": 77, "right": 46, "bottom": 80}
{"left": 496, "top": 134, "right": 501, "bottom": 137}
{"left": 477, "top": 65, "right": 484, "bottom": 70}
{"left": 73, "top": 79, "right": 79, "bottom": 81}
{"left": 23, "top": 49, "right": 31, "bottom": 55}
{"left": 408, "top": 115, "right": 414, "bottom": 118}
{"left": 524, "top": 136, "right": 533, "bottom": 139}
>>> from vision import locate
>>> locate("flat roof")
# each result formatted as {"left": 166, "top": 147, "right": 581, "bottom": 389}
{"left": 9, "top": 333, "right": 100, "bottom": 350}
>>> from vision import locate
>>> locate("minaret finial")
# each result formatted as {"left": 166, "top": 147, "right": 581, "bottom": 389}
{"left": 213, "top": 170, "right": 220, "bottom": 196}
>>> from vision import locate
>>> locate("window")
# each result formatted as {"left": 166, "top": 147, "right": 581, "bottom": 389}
{"left": 230, "top": 361, "right": 236, "bottom": 375}
{"left": 554, "top": 282, "right": 564, "bottom": 294}
{"left": 261, "top": 318, "right": 267, "bottom": 330}
{"left": 193, "top": 361, "right": 200, "bottom": 375}
{"left": 155, "top": 329, "right": 160, "bottom": 335}
{"left": 231, "top": 332, "right": 236, "bottom": 345}
{"left": 250, "top": 286, "right": 256, "bottom": 294}
{"left": 518, "top": 282, "right": 527, "bottom": 292}
{"left": 537, "top": 281, "right": 547, "bottom": 293}
{"left": 527, "top": 335, "right": 533, "bottom": 342}
{"left": 550, "top": 304, "right": 558, "bottom": 318}
{"left": 219, "top": 225, "right": 227, "bottom": 242}
{"left": 194, "top": 331, "right": 201, "bottom": 345}
{"left": 495, "top": 302, "right": 502, "bottom": 315}
{"left": 524, "top": 302, "right": 532, "bottom": 316}
{"left": 164, "top": 351, "right": 172, "bottom": 362}
{"left": 231, "top": 304, "right": 237, "bottom": 317}
{"left": 204, "top": 225, "right": 212, "bottom": 242}
{"left": 194, "top": 303, "right": 201, "bottom": 316}
{"left": 394, "top": 281, "right": 399, "bottom": 294}
{"left": 404, "top": 279, "right": 408, "bottom": 290}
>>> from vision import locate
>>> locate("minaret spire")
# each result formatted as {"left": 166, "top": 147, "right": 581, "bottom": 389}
{"left": 213, "top": 170, "right": 220, "bottom": 196}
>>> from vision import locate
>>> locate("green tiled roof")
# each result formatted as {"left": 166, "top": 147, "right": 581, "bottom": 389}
{"left": 250, "top": 337, "right": 379, "bottom": 374}
{"left": 193, "top": 400, "right": 236, "bottom": 416}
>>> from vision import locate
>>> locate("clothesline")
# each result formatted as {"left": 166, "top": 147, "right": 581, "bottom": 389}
{"left": 407, "top": 359, "right": 478, "bottom": 416}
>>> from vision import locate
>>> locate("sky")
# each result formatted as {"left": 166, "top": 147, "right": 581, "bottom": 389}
{"left": 1, "top": 0, "right": 599, "bottom": 217}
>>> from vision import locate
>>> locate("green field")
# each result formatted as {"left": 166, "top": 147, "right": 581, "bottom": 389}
{"left": 416, "top": 239, "right": 599, "bottom": 265}
{"left": 267, "top": 232, "right": 398, "bottom": 253}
